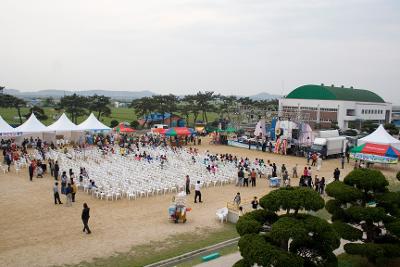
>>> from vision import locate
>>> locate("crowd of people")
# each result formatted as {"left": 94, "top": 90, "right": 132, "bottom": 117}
{"left": 2, "top": 132, "right": 361, "bottom": 235}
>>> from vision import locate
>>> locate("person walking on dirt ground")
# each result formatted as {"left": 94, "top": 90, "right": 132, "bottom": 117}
{"left": 185, "top": 175, "right": 190, "bottom": 195}
{"left": 233, "top": 192, "right": 241, "bottom": 207}
{"left": 292, "top": 164, "right": 298, "bottom": 178}
{"left": 28, "top": 162, "right": 34, "bottom": 182}
{"left": 194, "top": 181, "right": 202, "bottom": 203}
{"left": 54, "top": 161, "right": 60, "bottom": 180}
{"left": 53, "top": 182, "right": 62, "bottom": 204}
{"left": 81, "top": 203, "right": 91, "bottom": 234}
{"left": 334, "top": 168, "right": 341, "bottom": 181}
{"left": 250, "top": 168, "right": 257, "bottom": 187}
{"left": 341, "top": 154, "right": 345, "bottom": 169}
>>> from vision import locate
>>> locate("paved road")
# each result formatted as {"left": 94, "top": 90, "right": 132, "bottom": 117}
{"left": 195, "top": 252, "right": 242, "bottom": 267}
{"left": 194, "top": 238, "right": 354, "bottom": 266}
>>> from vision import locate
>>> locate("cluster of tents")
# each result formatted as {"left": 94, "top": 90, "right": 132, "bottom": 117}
{"left": 151, "top": 127, "right": 196, "bottom": 136}
{"left": 0, "top": 113, "right": 111, "bottom": 142}
{"left": 350, "top": 125, "right": 400, "bottom": 164}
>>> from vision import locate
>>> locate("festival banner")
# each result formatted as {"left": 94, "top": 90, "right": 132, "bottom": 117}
{"left": 0, "top": 132, "right": 22, "bottom": 137}
{"left": 350, "top": 153, "right": 398, "bottom": 164}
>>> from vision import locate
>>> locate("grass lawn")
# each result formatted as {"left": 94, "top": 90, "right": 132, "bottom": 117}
{"left": 309, "top": 207, "right": 331, "bottom": 221}
{"left": 176, "top": 244, "right": 239, "bottom": 267}
{"left": 60, "top": 224, "right": 239, "bottom": 267}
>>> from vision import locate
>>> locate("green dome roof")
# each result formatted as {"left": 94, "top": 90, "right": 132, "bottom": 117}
{"left": 286, "top": 84, "right": 385, "bottom": 103}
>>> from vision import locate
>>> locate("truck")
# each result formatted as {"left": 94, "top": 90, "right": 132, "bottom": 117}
{"left": 316, "top": 130, "right": 340, "bottom": 138}
{"left": 310, "top": 136, "right": 347, "bottom": 158}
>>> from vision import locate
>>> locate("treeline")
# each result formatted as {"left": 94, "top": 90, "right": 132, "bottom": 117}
{"left": 0, "top": 94, "right": 111, "bottom": 124}
{"left": 0, "top": 91, "right": 278, "bottom": 127}
{"left": 130, "top": 91, "right": 278, "bottom": 127}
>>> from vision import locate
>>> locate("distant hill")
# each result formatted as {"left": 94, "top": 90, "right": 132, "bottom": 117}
{"left": 248, "top": 92, "right": 280, "bottom": 100}
{"left": 4, "top": 89, "right": 155, "bottom": 100}
{"left": 4, "top": 89, "right": 280, "bottom": 101}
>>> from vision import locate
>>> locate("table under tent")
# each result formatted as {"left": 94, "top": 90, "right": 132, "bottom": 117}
{"left": 77, "top": 113, "right": 111, "bottom": 144}
{"left": 0, "top": 115, "right": 21, "bottom": 140}
{"left": 15, "top": 113, "right": 56, "bottom": 143}
{"left": 47, "top": 113, "right": 84, "bottom": 145}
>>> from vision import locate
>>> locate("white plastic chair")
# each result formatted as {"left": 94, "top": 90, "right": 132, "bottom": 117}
{"left": 216, "top": 207, "right": 229, "bottom": 223}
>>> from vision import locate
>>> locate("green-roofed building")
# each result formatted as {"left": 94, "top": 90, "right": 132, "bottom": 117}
{"left": 279, "top": 84, "right": 392, "bottom": 129}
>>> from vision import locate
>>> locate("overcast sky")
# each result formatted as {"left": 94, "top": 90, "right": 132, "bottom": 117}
{"left": 1, "top": 0, "right": 399, "bottom": 103}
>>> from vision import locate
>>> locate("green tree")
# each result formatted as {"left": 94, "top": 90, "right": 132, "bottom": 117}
{"left": 87, "top": 95, "right": 111, "bottom": 120}
{"left": 361, "top": 121, "right": 378, "bottom": 133}
{"left": 0, "top": 94, "right": 26, "bottom": 124}
{"left": 129, "top": 97, "right": 156, "bottom": 128}
{"left": 179, "top": 103, "right": 192, "bottom": 127}
{"left": 236, "top": 187, "right": 340, "bottom": 267}
{"left": 25, "top": 106, "right": 48, "bottom": 121}
{"left": 130, "top": 120, "right": 139, "bottom": 129}
{"left": 183, "top": 95, "right": 201, "bottom": 125}
{"left": 110, "top": 119, "right": 119, "bottom": 128}
{"left": 325, "top": 169, "right": 400, "bottom": 264}
{"left": 152, "top": 94, "right": 179, "bottom": 126}
{"left": 216, "top": 95, "right": 238, "bottom": 121}
{"left": 195, "top": 91, "right": 215, "bottom": 123}
{"left": 42, "top": 97, "right": 56, "bottom": 108}
{"left": 57, "top": 93, "right": 87, "bottom": 123}
{"left": 384, "top": 123, "right": 399, "bottom": 135}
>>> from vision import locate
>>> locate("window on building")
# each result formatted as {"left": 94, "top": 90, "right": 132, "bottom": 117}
{"left": 346, "top": 109, "right": 355, "bottom": 116}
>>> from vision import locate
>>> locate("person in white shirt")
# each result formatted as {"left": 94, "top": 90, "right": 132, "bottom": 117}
{"left": 194, "top": 181, "right": 202, "bottom": 203}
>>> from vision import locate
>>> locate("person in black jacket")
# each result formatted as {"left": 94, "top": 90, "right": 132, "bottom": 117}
{"left": 28, "top": 163, "right": 34, "bottom": 181}
{"left": 333, "top": 168, "right": 341, "bottom": 181}
{"left": 54, "top": 161, "right": 59, "bottom": 180}
{"left": 81, "top": 203, "right": 91, "bottom": 234}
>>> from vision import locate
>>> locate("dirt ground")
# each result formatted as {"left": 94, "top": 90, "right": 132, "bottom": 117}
{"left": 1, "top": 143, "right": 399, "bottom": 267}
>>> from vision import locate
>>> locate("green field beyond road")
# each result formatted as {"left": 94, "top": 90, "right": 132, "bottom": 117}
{"left": 0, "top": 107, "right": 220, "bottom": 128}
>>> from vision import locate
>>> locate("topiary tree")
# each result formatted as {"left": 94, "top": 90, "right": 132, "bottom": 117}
{"left": 326, "top": 168, "right": 400, "bottom": 264}
{"left": 235, "top": 187, "right": 340, "bottom": 267}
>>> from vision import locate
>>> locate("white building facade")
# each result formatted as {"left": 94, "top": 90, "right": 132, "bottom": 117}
{"left": 279, "top": 84, "right": 391, "bottom": 130}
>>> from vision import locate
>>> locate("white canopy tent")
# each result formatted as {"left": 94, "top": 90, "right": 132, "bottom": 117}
{"left": 47, "top": 113, "right": 84, "bottom": 143}
{"left": 47, "top": 113, "right": 80, "bottom": 131}
{"left": 358, "top": 124, "right": 400, "bottom": 149}
{"left": 0, "top": 115, "right": 19, "bottom": 137}
{"left": 15, "top": 113, "right": 55, "bottom": 142}
{"left": 78, "top": 113, "right": 111, "bottom": 131}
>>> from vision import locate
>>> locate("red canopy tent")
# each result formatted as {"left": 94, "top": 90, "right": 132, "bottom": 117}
{"left": 113, "top": 123, "right": 135, "bottom": 133}
{"left": 166, "top": 127, "right": 192, "bottom": 136}
{"left": 350, "top": 143, "right": 400, "bottom": 164}
{"left": 152, "top": 128, "right": 166, "bottom": 134}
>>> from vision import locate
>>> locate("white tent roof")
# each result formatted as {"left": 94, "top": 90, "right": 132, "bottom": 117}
{"left": 358, "top": 125, "right": 400, "bottom": 148}
{"left": 78, "top": 113, "right": 111, "bottom": 131}
{"left": 47, "top": 113, "right": 81, "bottom": 131}
{"left": 0, "top": 115, "right": 15, "bottom": 133}
{"left": 15, "top": 113, "right": 52, "bottom": 133}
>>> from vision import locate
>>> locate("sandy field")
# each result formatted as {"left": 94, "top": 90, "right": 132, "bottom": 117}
{"left": 1, "top": 143, "right": 399, "bottom": 267}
